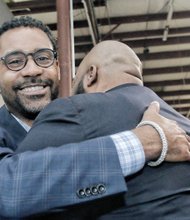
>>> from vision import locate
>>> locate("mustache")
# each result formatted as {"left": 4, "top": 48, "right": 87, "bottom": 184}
{"left": 13, "top": 77, "right": 53, "bottom": 90}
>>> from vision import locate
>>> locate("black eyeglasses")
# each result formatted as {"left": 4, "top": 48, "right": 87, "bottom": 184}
{"left": 0, "top": 48, "right": 57, "bottom": 71}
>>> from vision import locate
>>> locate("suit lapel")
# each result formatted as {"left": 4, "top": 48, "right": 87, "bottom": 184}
{"left": 0, "top": 105, "right": 27, "bottom": 147}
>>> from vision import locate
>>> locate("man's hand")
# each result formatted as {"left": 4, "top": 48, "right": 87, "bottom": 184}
{"left": 133, "top": 101, "right": 190, "bottom": 162}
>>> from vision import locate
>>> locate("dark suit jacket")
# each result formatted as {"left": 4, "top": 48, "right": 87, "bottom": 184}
{"left": 0, "top": 105, "right": 27, "bottom": 148}
{"left": 18, "top": 84, "right": 190, "bottom": 219}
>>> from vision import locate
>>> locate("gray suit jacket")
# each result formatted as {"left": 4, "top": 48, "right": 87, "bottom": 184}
{"left": 19, "top": 84, "right": 190, "bottom": 219}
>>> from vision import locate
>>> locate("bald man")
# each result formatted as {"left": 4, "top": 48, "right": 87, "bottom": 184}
{"left": 73, "top": 40, "right": 143, "bottom": 94}
{"left": 18, "top": 40, "right": 190, "bottom": 219}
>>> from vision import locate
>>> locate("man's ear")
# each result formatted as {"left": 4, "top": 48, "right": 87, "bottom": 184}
{"left": 86, "top": 65, "right": 98, "bottom": 87}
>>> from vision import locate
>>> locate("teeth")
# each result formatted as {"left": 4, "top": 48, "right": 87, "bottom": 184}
{"left": 22, "top": 86, "right": 44, "bottom": 92}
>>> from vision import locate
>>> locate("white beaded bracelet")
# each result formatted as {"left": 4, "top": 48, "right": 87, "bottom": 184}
{"left": 137, "top": 120, "right": 168, "bottom": 167}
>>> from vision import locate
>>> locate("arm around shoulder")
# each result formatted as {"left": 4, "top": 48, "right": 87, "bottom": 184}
{"left": 0, "top": 135, "right": 127, "bottom": 218}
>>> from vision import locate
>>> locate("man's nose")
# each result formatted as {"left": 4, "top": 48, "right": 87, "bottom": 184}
{"left": 20, "top": 57, "right": 43, "bottom": 77}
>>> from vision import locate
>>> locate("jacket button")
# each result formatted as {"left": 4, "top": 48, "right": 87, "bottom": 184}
{"left": 77, "top": 189, "right": 86, "bottom": 198}
{"left": 85, "top": 187, "right": 91, "bottom": 196}
{"left": 91, "top": 186, "right": 98, "bottom": 195}
{"left": 97, "top": 184, "right": 106, "bottom": 194}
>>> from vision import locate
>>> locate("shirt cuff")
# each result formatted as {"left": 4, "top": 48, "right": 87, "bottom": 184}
{"left": 111, "top": 131, "right": 145, "bottom": 177}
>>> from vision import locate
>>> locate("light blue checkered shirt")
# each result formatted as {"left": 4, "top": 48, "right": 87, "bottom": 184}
{"left": 111, "top": 131, "right": 145, "bottom": 177}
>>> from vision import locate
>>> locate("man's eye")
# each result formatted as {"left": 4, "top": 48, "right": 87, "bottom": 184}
{"left": 35, "top": 56, "right": 51, "bottom": 64}
{"left": 7, "top": 59, "right": 24, "bottom": 66}
{"left": 36, "top": 56, "right": 50, "bottom": 62}
{"left": 38, "top": 56, "right": 48, "bottom": 60}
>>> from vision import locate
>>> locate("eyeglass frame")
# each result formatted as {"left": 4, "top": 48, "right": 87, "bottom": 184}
{"left": 0, "top": 48, "right": 57, "bottom": 71}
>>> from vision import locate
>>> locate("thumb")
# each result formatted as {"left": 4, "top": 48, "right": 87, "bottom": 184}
{"left": 141, "top": 101, "right": 161, "bottom": 122}
{"left": 147, "top": 101, "right": 160, "bottom": 114}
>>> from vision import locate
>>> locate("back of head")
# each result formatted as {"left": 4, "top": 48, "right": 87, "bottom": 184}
{"left": 74, "top": 40, "right": 143, "bottom": 94}
{"left": 0, "top": 16, "right": 56, "bottom": 51}
{"left": 88, "top": 40, "right": 142, "bottom": 79}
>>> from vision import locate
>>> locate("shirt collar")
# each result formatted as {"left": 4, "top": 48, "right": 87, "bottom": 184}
{"left": 11, "top": 113, "right": 31, "bottom": 132}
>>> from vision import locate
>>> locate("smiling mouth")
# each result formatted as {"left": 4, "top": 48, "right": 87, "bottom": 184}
{"left": 21, "top": 85, "right": 46, "bottom": 92}
{"left": 18, "top": 84, "right": 49, "bottom": 96}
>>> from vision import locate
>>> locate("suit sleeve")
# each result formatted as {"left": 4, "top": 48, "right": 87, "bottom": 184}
{"left": 0, "top": 135, "right": 127, "bottom": 218}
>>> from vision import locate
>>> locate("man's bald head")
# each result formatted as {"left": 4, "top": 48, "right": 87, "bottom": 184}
{"left": 73, "top": 40, "right": 143, "bottom": 95}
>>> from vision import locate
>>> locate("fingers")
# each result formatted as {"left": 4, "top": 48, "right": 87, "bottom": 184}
{"left": 146, "top": 101, "right": 160, "bottom": 114}
{"left": 165, "top": 134, "right": 190, "bottom": 162}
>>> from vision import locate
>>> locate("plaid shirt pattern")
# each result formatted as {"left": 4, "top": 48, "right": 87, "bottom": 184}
{"left": 111, "top": 131, "right": 145, "bottom": 177}
{"left": 0, "top": 130, "right": 144, "bottom": 218}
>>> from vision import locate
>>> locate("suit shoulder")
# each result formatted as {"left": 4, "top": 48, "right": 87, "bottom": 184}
{"left": 70, "top": 92, "right": 112, "bottom": 103}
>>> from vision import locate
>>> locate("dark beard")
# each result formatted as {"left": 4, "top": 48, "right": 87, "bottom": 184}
{"left": 3, "top": 77, "right": 59, "bottom": 120}
{"left": 73, "top": 79, "right": 85, "bottom": 95}
{"left": 13, "top": 77, "right": 53, "bottom": 91}
{"left": 14, "top": 95, "right": 43, "bottom": 120}
{"left": 15, "top": 85, "right": 59, "bottom": 120}
{"left": 16, "top": 102, "right": 40, "bottom": 120}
